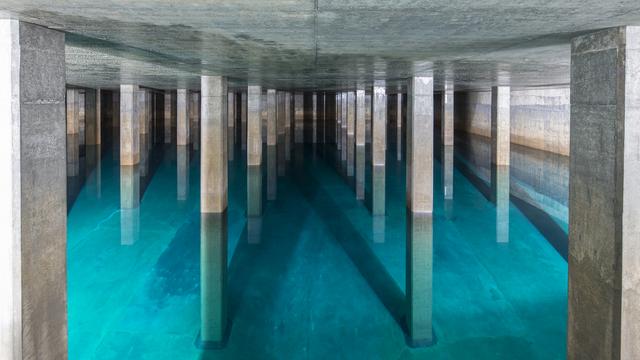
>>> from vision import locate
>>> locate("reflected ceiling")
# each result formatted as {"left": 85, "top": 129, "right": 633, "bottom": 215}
{"left": 1, "top": 1, "right": 640, "bottom": 91}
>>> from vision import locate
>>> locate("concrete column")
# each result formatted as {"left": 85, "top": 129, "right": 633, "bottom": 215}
{"left": 407, "top": 76, "right": 434, "bottom": 213}
{"left": 241, "top": 92, "right": 247, "bottom": 151}
{"left": 267, "top": 89, "right": 276, "bottom": 146}
{"left": 177, "top": 146, "right": 190, "bottom": 201}
{"left": 336, "top": 93, "right": 342, "bottom": 150}
{"left": 164, "top": 91, "right": 173, "bottom": 144}
{"left": 138, "top": 89, "right": 148, "bottom": 135}
{"left": 199, "top": 213, "right": 228, "bottom": 349}
{"left": 284, "top": 92, "right": 291, "bottom": 161}
{"left": 120, "top": 84, "right": 140, "bottom": 165}
{"left": 120, "top": 165, "right": 140, "bottom": 245}
{"left": 294, "top": 92, "right": 304, "bottom": 143}
{"left": 0, "top": 20, "right": 67, "bottom": 359}
{"left": 312, "top": 92, "right": 317, "bottom": 143}
{"left": 247, "top": 85, "right": 262, "bottom": 166}
{"left": 406, "top": 213, "right": 434, "bottom": 347}
{"left": 341, "top": 92, "right": 348, "bottom": 160}
{"left": 247, "top": 165, "right": 262, "bottom": 217}
{"left": 227, "top": 92, "right": 235, "bottom": 161}
{"left": 365, "top": 93, "right": 372, "bottom": 144}
{"left": 66, "top": 88, "right": 79, "bottom": 135}
{"left": 397, "top": 93, "right": 403, "bottom": 161}
{"left": 112, "top": 90, "right": 120, "bottom": 129}
{"left": 191, "top": 92, "right": 201, "bottom": 150}
{"left": 491, "top": 86, "right": 510, "bottom": 166}
{"left": 85, "top": 89, "right": 99, "bottom": 145}
{"left": 442, "top": 81, "right": 454, "bottom": 146}
{"left": 568, "top": 26, "right": 640, "bottom": 360}
{"left": 177, "top": 89, "right": 189, "bottom": 146}
{"left": 201, "top": 76, "right": 228, "bottom": 213}
{"left": 491, "top": 165, "right": 509, "bottom": 243}
{"left": 442, "top": 146, "right": 454, "bottom": 219}
{"left": 347, "top": 91, "right": 355, "bottom": 176}
{"left": 373, "top": 84, "right": 387, "bottom": 166}
{"left": 78, "top": 90, "right": 85, "bottom": 145}
{"left": 356, "top": 90, "right": 366, "bottom": 200}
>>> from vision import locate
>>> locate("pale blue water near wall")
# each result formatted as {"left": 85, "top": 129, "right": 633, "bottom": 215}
{"left": 67, "top": 138, "right": 567, "bottom": 359}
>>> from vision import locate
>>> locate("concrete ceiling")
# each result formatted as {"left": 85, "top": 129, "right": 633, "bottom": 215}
{"left": 2, "top": 0, "right": 640, "bottom": 91}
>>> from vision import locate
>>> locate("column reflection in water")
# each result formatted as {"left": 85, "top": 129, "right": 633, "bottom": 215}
{"left": 139, "top": 133, "right": 150, "bottom": 177}
{"left": 372, "top": 165, "right": 385, "bottom": 215}
{"left": 177, "top": 145, "right": 190, "bottom": 201}
{"left": 120, "top": 165, "right": 140, "bottom": 246}
{"left": 406, "top": 212, "right": 434, "bottom": 347}
{"left": 85, "top": 144, "right": 102, "bottom": 198}
{"left": 247, "top": 165, "right": 262, "bottom": 244}
{"left": 267, "top": 145, "right": 277, "bottom": 200}
{"left": 356, "top": 145, "right": 365, "bottom": 200}
{"left": 492, "top": 165, "right": 510, "bottom": 243}
{"left": 199, "top": 212, "right": 228, "bottom": 349}
{"left": 442, "top": 145, "right": 454, "bottom": 219}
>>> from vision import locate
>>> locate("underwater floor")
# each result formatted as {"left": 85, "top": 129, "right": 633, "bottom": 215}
{"left": 67, "top": 140, "right": 567, "bottom": 359}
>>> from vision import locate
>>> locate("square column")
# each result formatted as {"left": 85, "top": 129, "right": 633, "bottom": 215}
{"left": 241, "top": 92, "right": 247, "bottom": 150}
{"left": 201, "top": 76, "right": 228, "bottom": 213}
{"left": 356, "top": 90, "right": 366, "bottom": 199}
{"left": 341, "top": 92, "right": 348, "bottom": 160}
{"left": 284, "top": 92, "right": 291, "bottom": 161}
{"left": 247, "top": 85, "right": 262, "bottom": 166}
{"left": 120, "top": 84, "right": 140, "bottom": 165}
{"left": 397, "top": 93, "right": 403, "bottom": 160}
{"left": 191, "top": 92, "right": 201, "bottom": 150}
{"left": 336, "top": 93, "right": 342, "bottom": 150}
{"left": 407, "top": 76, "right": 434, "bottom": 213}
{"left": 267, "top": 89, "right": 276, "bottom": 146}
{"left": 568, "top": 26, "right": 640, "bottom": 360}
{"left": 0, "top": 20, "right": 67, "bottom": 359}
{"left": 373, "top": 83, "right": 387, "bottom": 166}
{"left": 138, "top": 89, "right": 148, "bottom": 135}
{"left": 164, "top": 91, "right": 173, "bottom": 144}
{"left": 78, "top": 90, "right": 85, "bottom": 145}
{"left": 66, "top": 88, "right": 79, "bottom": 135}
{"left": 294, "top": 92, "right": 304, "bottom": 143}
{"left": 442, "top": 81, "right": 454, "bottom": 146}
{"left": 347, "top": 91, "right": 356, "bottom": 176}
{"left": 491, "top": 86, "right": 510, "bottom": 166}
{"left": 85, "top": 88, "right": 100, "bottom": 145}
{"left": 312, "top": 92, "right": 317, "bottom": 143}
{"left": 227, "top": 92, "right": 235, "bottom": 161}
{"left": 177, "top": 89, "right": 190, "bottom": 146}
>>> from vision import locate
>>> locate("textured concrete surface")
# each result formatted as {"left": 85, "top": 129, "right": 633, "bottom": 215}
{"left": 177, "top": 88, "right": 189, "bottom": 146}
{"left": 164, "top": 90, "right": 173, "bottom": 144}
{"left": 66, "top": 88, "right": 79, "bottom": 134}
{"left": 568, "top": 26, "right": 640, "bottom": 360}
{"left": 372, "top": 83, "right": 386, "bottom": 167}
{"left": 346, "top": 91, "right": 355, "bottom": 176}
{"left": 247, "top": 85, "right": 262, "bottom": 166}
{"left": 267, "top": 89, "right": 276, "bottom": 146}
{"left": 120, "top": 84, "right": 139, "bottom": 165}
{"left": 442, "top": 81, "right": 454, "bottom": 146}
{"left": 407, "top": 76, "right": 434, "bottom": 213}
{"left": 3, "top": 1, "right": 640, "bottom": 90}
{"left": 201, "top": 76, "right": 228, "bottom": 213}
{"left": 491, "top": 86, "right": 510, "bottom": 166}
{"left": 0, "top": 20, "right": 67, "bottom": 360}
{"left": 294, "top": 92, "right": 303, "bottom": 143}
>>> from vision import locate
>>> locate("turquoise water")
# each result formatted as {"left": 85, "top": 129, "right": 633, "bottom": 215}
{"left": 67, "top": 137, "right": 567, "bottom": 359}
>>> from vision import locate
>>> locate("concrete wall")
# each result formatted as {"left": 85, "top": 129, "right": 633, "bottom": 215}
{"left": 454, "top": 87, "right": 570, "bottom": 156}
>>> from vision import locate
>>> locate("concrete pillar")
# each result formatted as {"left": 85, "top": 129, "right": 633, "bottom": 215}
{"left": 336, "top": 93, "right": 342, "bottom": 150}
{"left": 164, "top": 91, "right": 173, "bottom": 144}
{"left": 347, "top": 91, "right": 355, "bottom": 176}
{"left": 241, "top": 92, "right": 247, "bottom": 151}
{"left": 177, "top": 145, "right": 190, "bottom": 201}
{"left": 312, "top": 92, "right": 317, "bottom": 143}
{"left": 491, "top": 165, "right": 509, "bottom": 243}
{"left": 227, "top": 92, "right": 235, "bottom": 161}
{"left": 491, "top": 86, "right": 510, "bottom": 166}
{"left": 199, "top": 213, "right": 228, "bottom": 349}
{"left": 406, "top": 212, "right": 434, "bottom": 347}
{"left": 201, "top": 76, "right": 228, "bottom": 213}
{"left": 284, "top": 92, "right": 291, "bottom": 161}
{"left": 373, "top": 83, "right": 387, "bottom": 166}
{"left": 138, "top": 89, "right": 148, "bottom": 135}
{"left": 66, "top": 88, "right": 79, "bottom": 135}
{"left": 397, "top": 93, "right": 403, "bottom": 161}
{"left": 112, "top": 90, "right": 120, "bottom": 129}
{"left": 341, "top": 92, "right": 348, "bottom": 161}
{"left": 407, "top": 76, "right": 434, "bottom": 213}
{"left": 442, "top": 81, "right": 454, "bottom": 146}
{"left": 294, "top": 92, "right": 304, "bottom": 143}
{"left": 568, "top": 26, "right": 640, "bottom": 360}
{"left": 120, "top": 84, "right": 140, "bottom": 165}
{"left": 85, "top": 89, "right": 99, "bottom": 145}
{"left": 0, "top": 20, "right": 67, "bottom": 359}
{"left": 177, "top": 89, "right": 189, "bottom": 146}
{"left": 248, "top": 85, "right": 262, "bottom": 166}
{"left": 191, "top": 92, "right": 201, "bottom": 150}
{"left": 78, "top": 90, "right": 85, "bottom": 145}
{"left": 442, "top": 146, "right": 454, "bottom": 218}
{"left": 276, "top": 92, "right": 286, "bottom": 176}
{"left": 247, "top": 165, "right": 262, "bottom": 217}
{"left": 365, "top": 93, "right": 372, "bottom": 144}
{"left": 267, "top": 89, "right": 276, "bottom": 146}
{"left": 356, "top": 90, "right": 366, "bottom": 200}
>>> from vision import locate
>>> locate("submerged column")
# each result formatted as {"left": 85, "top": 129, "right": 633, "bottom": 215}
{"left": 356, "top": 89, "right": 366, "bottom": 200}
{"left": 120, "top": 84, "right": 140, "bottom": 165}
{"left": 407, "top": 76, "right": 434, "bottom": 213}
{"left": 247, "top": 85, "right": 262, "bottom": 166}
{"left": 294, "top": 92, "right": 304, "bottom": 143}
{"left": 491, "top": 86, "right": 510, "bottom": 166}
{"left": 177, "top": 89, "right": 190, "bottom": 146}
{"left": 568, "top": 26, "right": 640, "bottom": 360}
{"left": 406, "top": 213, "right": 434, "bottom": 347}
{"left": 0, "top": 20, "right": 67, "bottom": 359}
{"left": 442, "top": 81, "right": 454, "bottom": 146}
{"left": 201, "top": 76, "right": 228, "bottom": 213}
{"left": 267, "top": 89, "right": 276, "bottom": 146}
{"left": 372, "top": 82, "right": 387, "bottom": 215}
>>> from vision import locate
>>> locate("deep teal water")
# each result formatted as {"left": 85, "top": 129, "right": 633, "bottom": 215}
{"left": 67, "top": 139, "right": 567, "bottom": 359}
